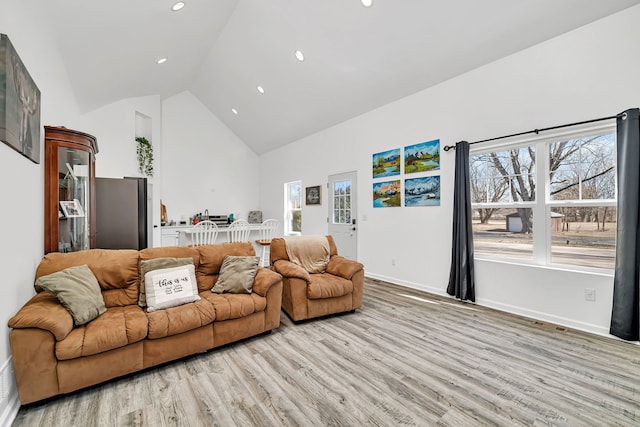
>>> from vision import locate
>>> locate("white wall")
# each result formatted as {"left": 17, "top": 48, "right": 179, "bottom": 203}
{"left": 161, "top": 91, "right": 260, "bottom": 224}
{"left": 0, "top": 1, "right": 88, "bottom": 422}
{"left": 259, "top": 5, "right": 640, "bottom": 337}
{"left": 83, "top": 95, "right": 163, "bottom": 246}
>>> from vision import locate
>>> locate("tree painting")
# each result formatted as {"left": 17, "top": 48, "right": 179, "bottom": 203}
{"left": 373, "top": 180, "right": 401, "bottom": 207}
{"left": 404, "top": 140, "right": 440, "bottom": 174}
{"left": 373, "top": 148, "right": 401, "bottom": 178}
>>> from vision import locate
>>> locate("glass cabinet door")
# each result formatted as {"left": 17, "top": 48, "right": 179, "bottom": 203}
{"left": 44, "top": 126, "right": 98, "bottom": 254}
{"left": 57, "top": 147, "right": 90, "bottom": 252}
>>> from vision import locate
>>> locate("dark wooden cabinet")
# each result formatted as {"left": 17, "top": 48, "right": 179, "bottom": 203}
{"left": 44, "top": 126, "right": 99, "bottom": 254}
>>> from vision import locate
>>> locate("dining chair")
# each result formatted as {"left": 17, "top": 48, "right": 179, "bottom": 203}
{"left": 191, "top": 220, "right": 219, "bottom": 246}
{"left": 255, "top": 219, "right": 279, "bottom": 267}
{"left": 227, "top": 219, "right": 251, "bottom": 243}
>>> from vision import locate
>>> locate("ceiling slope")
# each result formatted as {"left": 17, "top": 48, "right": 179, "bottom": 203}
{"left": 32, "top": 0, "right": 640, "bottom": 153}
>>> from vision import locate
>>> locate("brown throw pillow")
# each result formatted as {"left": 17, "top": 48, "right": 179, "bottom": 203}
{"left": 212, "top": 256, "right": 260, "bottom": 294}
{"left": 36, "top": 264, "right": 106, "bottom": 326}
{"left": 139, "top": 257, "right": 195, "bottom": 307}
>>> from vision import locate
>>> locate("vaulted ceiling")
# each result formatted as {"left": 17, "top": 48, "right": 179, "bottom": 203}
{"left": 34, "top": 0, "right": 640, "bottom": 154}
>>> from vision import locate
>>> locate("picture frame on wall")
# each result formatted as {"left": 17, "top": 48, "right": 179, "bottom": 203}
{"left": 404, "top": 139, "right": 440, "bottom": 174}
{"left": 372, "top": 148, "right": 401, "bottom": 178}
{"left": 305, "top": 185, "right": 322, "bottom": 205}
{"left": 373, "top": 180, "right": 401, "bottom": 208}
{"left": 60, "top": 199, "right": 85, "bottom": 218}
{"left": 404, "top": 176, "right": 440, "bottom": 207}
{"left": 0, "top": 34, "right": 41, "bottom": 164}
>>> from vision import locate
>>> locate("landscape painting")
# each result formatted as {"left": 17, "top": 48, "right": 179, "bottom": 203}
{"left": 404, "top": 139, "right": 439, "bottom": 174}
{"left": 373, "top": 180, "right": 401, "bottom": 208}
{"left": 372, "top": 148, "right": 400, "bottom": 178}
{"left": 405, "top": 176, "right": 440, "bottom": 207}
{"left": 0, "top": 34, "right": 41, "bottom": 164}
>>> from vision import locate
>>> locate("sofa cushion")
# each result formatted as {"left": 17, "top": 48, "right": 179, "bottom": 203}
{"left": 144, "top": 264, "right": 200, "bottom": 312}
{"left": 35, "top": 249, "right": 140, "bottom": 307}
{"left": 307, "top": 273, "right": 354, "bottom": 299}
{"left": 196, "top": 243, "right": 256, "bottom": 291}
{"left": 212, "top": 256, "right": 260, "bottom": 294}
{"left": 146, "top": 298, "right": 215, "bottom": 339}
{"left": 200, "top": 292, "right": 266, "bottom": 321}
{"left": 55, "top": 306, "right": 147, "bottom": 360}
{"left": 139, "top": 257, "right": 195, "bottom": 307}
{"left": 36, "top": 265, "right": 106, "bottom": 326}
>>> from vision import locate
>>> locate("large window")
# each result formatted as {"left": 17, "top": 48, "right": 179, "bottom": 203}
{"left": 284, "top": 181, "right": 302, "bottom": 235}
{"left": 470, "top": 127, "right": 616, "bottom": 270}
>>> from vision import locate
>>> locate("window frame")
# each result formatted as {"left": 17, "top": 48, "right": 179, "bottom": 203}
{"left": 470, "top": 122, "right": 617, "bottom": 272}
{"left": 284, "top": 180, "right": 302, "bottom": 235}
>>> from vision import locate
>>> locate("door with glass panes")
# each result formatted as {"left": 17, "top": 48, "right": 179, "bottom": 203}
{"left": 327, "top": 171, "right": 357, "bottom": 260}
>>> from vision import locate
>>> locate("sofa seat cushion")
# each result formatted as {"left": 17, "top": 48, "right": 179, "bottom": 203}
{"left": 146, "top": 299, "right": 215, "bottom": 339}
{"left": 307, "top": 273, "right": 354, "bottom": 300}
{"left": 200, "top": 292, "right": 266, "bottom": 321}
{"left": 55, "top": 306, "right": 147, "bottom": 361}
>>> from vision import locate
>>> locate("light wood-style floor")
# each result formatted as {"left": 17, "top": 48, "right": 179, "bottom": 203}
{"left": 13, "top": 278, "right": 640, "bottom": 426}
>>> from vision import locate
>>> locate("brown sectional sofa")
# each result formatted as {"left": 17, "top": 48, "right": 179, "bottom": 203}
{"left": 8, "top": 242, "right": 283, "bottom": 404}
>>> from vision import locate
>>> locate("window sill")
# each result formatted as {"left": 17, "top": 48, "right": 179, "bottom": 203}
{"left": 474, "top": 256, "right": 614, "bottom": 278}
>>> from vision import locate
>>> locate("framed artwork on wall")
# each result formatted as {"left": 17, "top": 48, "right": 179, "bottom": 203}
{"left": 0, "top": 34, "right": 41, "bottom": 164}
{"left": 305, "top": 185, "right": 322, "bottom": 205}
{"left": 372, "top": 148, "right": 400, "bottom": 178}
{"left": 404, "top": 139, "right": 440, "bottom": 174}
{"left": 405, "top": 176, "right": 440, "bottom": 207}
{"left": 373, "top": 180, "right": 401, "bottom": 208}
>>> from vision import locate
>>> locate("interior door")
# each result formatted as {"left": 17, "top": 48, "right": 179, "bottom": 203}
{"left": 328, "top": 171, "right": 357, "bottom": 260}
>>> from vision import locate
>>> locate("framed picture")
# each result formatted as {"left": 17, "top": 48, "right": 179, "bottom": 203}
{"left": 60, "top": 199, "right": 85, "bottom": 218}
{"left": 372, "top": 148, "right": 401, "bottom": 178}
{"left": 404, "top": 176, "right": 440, "bottom": 207}
{"left": 404, "top": 139, "right": 440, "bottom": 174}
{"left": 0, "top": 34, "right": 41, "bottom": 164}
{"left": 373, "top": 180, "right": 401, "bottom": 208}
{"left": 305, "top": 185, "right": 321, "bottom": 205}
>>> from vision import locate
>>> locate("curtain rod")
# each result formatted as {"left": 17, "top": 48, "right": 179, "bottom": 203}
{"left": 442, "top": 112, "right": 625, "bottom": 152}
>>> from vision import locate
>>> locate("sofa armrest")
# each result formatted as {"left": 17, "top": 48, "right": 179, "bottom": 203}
{"left": 326, "top": 256, "right": 364, "bottom": 280}
{"left": 273, "top": 260, "right": 311, "bottom": 283}
{"left": 252, "top": 268, "right": 283, "bottom": 297}
{"left": 8, "top": 292, "right": 74, "bottom": 341}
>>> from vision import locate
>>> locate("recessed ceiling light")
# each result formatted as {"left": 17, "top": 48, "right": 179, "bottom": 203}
{"left": 157, "top": 57, "right": 168, "bottom": 64}
{"left": 231, "top": 108, "right": 238, "bottom": 115}
{"left": 257, "top": 85, "right": 265, "bottom": 94}
{"left": 171, "top": 2, "right": 185, "bottom": 11}
{"left": 361, "top": 0, "right": 373, "bottom": 7}
{"left": 295, "top": 50, "right": 305, "bottom": 62}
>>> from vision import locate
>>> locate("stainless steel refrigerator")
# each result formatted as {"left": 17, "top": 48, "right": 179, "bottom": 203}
{"left": 95, "top": 177, "right": 153, "bottom": 249}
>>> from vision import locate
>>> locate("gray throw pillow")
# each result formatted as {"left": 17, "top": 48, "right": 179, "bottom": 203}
{"left": 36, "top": 264, "right": 106, "bottom": 326}
{"left": 212, "top": 256, "right": 260, "bottom": 294}
{"left": 139, "top": 257, "right": 195, "bottom": 307}
{"left": 144, "top": 264, "right": 200, "bottom": 312}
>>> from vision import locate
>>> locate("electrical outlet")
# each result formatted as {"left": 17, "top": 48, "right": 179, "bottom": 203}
{"left": 391, "top": 259, "right": 396, "bottom": 266}
{"left": 584, "top": 288, "right": 596, "bottom": 302}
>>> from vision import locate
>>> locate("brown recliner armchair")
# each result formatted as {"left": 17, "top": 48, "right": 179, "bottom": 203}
{"left": 270, "top": 235, "right": 364, "bottom": 321}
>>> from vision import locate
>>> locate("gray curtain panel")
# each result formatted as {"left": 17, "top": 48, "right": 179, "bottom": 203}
{"left": 447, "top": 141, "right": 475, "bottom": 302}
{"left": 610, "top": 108, "right": 640, "bottom": 341}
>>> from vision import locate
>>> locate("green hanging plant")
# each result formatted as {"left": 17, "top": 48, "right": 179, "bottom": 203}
{"left": 135, "top": 136, "right": 154, "bottom": 177}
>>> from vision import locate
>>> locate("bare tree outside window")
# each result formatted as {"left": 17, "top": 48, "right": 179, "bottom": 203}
{"left": 470, "top": 131, "right": 616, "bottom": 269}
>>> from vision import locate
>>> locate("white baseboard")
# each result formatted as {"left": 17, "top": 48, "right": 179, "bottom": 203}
{"left": 365, "top": 272, "right": 449, "bottom": 297}
{"left": 0, "top": 392, "right": 19, "bottom": 427}
{"left": 0, "top": 357, "right": 19, "bottom": 427}
{"left": 476, "top": 297, "right": 611, "bottom": 337}
{"left": 364, "top": 273, "right": 614, "bottom": 339}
